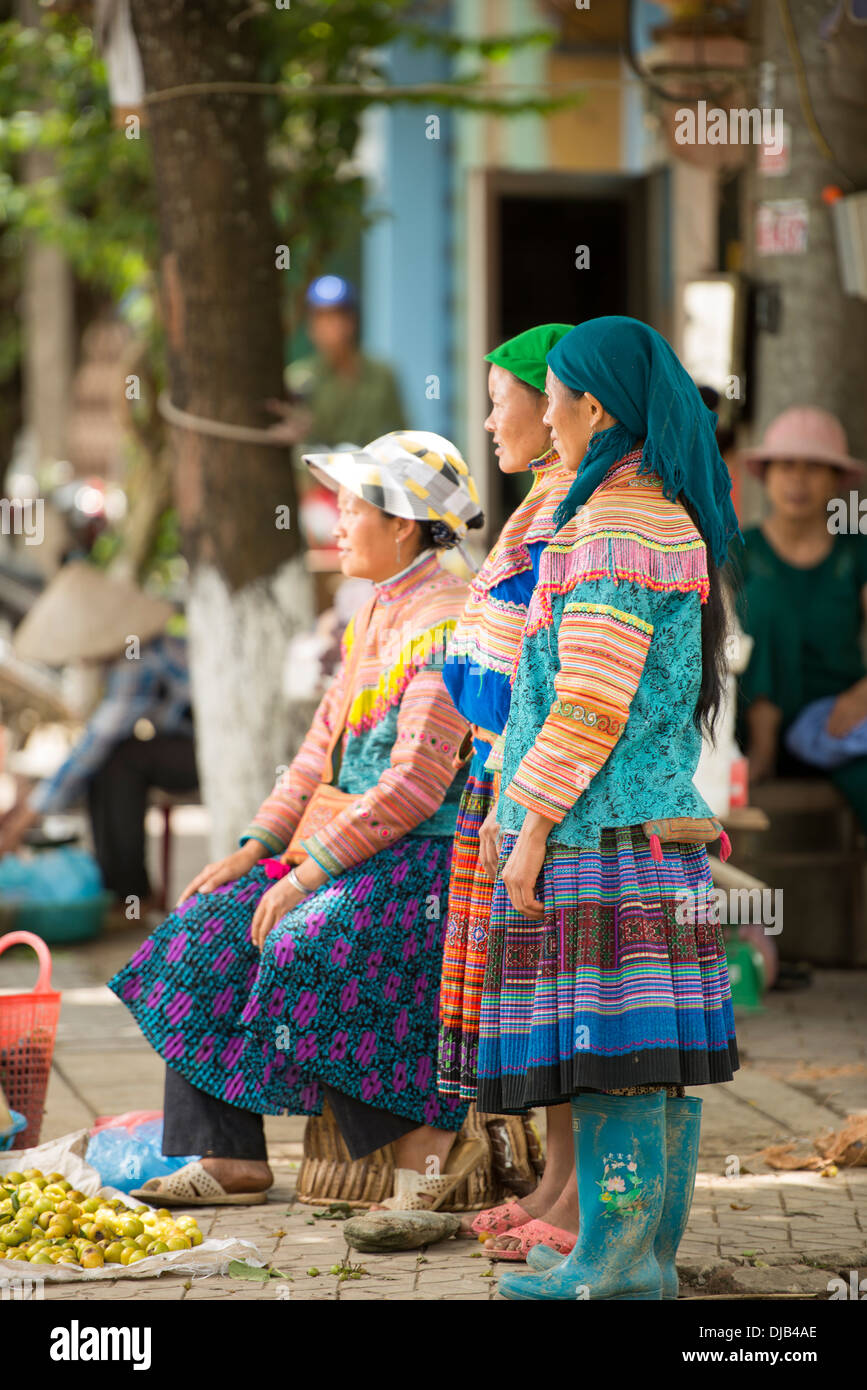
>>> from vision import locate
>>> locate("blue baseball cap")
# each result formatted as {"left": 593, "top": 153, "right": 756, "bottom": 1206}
{"left": 306, "top": 275, "right": 357, "bottom": 310}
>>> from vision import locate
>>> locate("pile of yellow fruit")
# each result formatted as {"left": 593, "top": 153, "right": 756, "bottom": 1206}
{"left": 0, "top": 1169, "right": 203, "bottom": 1268}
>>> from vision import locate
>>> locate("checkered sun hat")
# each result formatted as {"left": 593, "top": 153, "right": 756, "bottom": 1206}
{"left": 303, "top": 431, "right": 483, "bottom": 538}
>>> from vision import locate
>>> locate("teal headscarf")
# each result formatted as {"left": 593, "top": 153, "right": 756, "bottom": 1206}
{"left": 547, "top": 316, "right": 742, "bottom": 566}
{"left": 485, "top": 323, "right": 574, "bottom": 394}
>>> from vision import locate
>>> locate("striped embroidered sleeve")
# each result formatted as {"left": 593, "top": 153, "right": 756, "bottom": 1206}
{"left": 484, "top": 732, "right": 506, "bottom": 774}
{"left": 505, "top": 597, "right": 654, "bottom": 823}
{"left": 303, "top": 664, "right": 469, "bottom": 876}
{"left": 239, "top": 664, "right": 346, "bottom": 856}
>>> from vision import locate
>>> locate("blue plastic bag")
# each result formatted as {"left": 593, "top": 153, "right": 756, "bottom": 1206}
{"left": 86, "top": 1113, "right": 199, "bottom": 1193}
{"left": 0, "top": 846, "right": 103, "bottom": 902}
{"left": 784, "top": 696, "right": 867, "bottom": 770}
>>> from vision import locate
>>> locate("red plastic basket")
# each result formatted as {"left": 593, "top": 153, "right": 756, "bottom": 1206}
{"left": 0, "top": 931, "right": 61, "bottom": 1149}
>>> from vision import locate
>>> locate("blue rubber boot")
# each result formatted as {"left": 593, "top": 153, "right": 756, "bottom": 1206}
{"left": 498, "top": 1092, "right": 666, "bottom": 1301}
{"left": 525, "top": 1094, "right": 703, "bottom": 1297}
{"left": 526, "top": 1241, "right": 565, "bottom": 1272}
{"left": 655, "top": 1095, "right": 702, "bottom": 1299}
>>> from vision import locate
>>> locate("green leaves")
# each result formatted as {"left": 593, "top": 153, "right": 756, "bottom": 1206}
{"left": 227, "top": 1259, "right": 291, "bottom": 1281}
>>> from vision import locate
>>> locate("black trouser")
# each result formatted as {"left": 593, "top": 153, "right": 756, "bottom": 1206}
{"left": 86, "top": 734, "right": 198, "bottom": 900}
{"left": 162, "top": 1067, "right": 418, "bottom": 1163}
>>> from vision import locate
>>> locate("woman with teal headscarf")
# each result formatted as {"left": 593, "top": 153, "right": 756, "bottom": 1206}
{"left": 478, "top": 316, "right": 742, "bottom": 1301}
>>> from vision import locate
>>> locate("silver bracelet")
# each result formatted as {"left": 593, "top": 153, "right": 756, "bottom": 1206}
{"left": 286, "top": 866, "right": 312, "bottom": 898}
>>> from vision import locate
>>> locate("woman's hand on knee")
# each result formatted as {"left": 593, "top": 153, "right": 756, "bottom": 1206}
{"left": 478, "top": 806, "right": 503, "bottom": 879}
{"left": 176, "top": 842, "right": 263, "bottom": 909}
{"left": 251, "top": 858, "right": 328, "bottom": 950}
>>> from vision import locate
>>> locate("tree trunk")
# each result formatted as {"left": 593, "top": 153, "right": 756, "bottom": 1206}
{"left": 130, "top": 0, "right": 311, "bottom": 855}
{"left": 746, "top": 0, "right": 867, "bottom": 457}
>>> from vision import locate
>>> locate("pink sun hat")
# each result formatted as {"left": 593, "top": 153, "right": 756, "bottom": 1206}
{"left": 740, "top": 407, "right": 867, "bottom": 487}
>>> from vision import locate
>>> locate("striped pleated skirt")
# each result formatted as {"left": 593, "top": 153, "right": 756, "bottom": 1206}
{"left": 476, "top": 825, "right": 739, "bottom": 1114}
{"left": 437, "top": 764, "right": 497, "bottom": 1099}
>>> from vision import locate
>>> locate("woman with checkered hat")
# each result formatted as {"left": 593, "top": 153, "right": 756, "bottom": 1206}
{"left": 108, "top": 432, "right": 487, "bottom": 1209}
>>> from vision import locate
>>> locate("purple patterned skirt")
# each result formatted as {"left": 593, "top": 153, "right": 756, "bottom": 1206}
{"left": 108, "top": 837, "right": 468, "bottom": 1132}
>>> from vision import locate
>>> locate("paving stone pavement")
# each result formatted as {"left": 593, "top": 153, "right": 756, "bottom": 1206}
{"left": 2, "top": 860, "right": 865, "bottom": 1300}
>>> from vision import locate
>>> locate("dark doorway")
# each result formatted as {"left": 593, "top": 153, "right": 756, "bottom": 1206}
{"left": 482, "top": 170, "right": 669, "bottom": 527}
{"left": 498, "top": 194, "right": 631, "bottom": 338}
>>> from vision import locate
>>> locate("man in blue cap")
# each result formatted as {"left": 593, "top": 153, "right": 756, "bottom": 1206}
{"left": 288, "top": 275, "right": 407, "bottom": 451}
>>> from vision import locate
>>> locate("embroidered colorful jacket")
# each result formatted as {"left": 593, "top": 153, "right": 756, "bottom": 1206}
{"left": 442, "top": 450, "right": 571, "bottom": 757}
{"left": 500, "top": 449, "right": 714, "bottom": 847}
{"left": 241, "top": 550, "right": 471, "bottom": 876}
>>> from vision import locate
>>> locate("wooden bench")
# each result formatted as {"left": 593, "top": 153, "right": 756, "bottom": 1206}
{"left": 728, "top": 780, "right": 867, "bottom": 967}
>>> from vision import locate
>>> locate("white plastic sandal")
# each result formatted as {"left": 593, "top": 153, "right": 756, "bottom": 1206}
{"left": 129, "top": 1160, "right": 270, "bottom": 1207}
{"left": 379, "top": 1137, "right": 486, "bottom": 1212}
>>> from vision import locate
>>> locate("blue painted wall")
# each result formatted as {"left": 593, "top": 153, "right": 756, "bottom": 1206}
{"left": 361, "top": 32, "right": 456, "bottom": 441}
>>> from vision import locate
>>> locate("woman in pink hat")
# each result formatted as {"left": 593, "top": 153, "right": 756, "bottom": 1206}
{"left": 731, "top": 407, "right": 867, "bottom": 827}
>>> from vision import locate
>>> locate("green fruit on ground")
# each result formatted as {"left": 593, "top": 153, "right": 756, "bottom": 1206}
{"left": 126, "top": 1249, "right": 147, "bottom": 1264}
{"left": 103, "top": 1242, "right": 124, "bottom": 1264}
{"left": 80, "top": 1247, "right": 104, "bottom": 1268}
{"left": 3, "top": 1173, "right": 25, "bottom": 1186}
{"left": 146, "top": 1241, "right": 169, "bottom": 1255}
{"left": 116, "top": 1217, "right": 144, "bottom": 1238}
{"left": 81, "top": 1197, "right": 101, "bottom": 1214}
{"left": 0, "top": 1223, "right": 31, "bottom": 1247}
{"left": 28, "top": 1251, "right": 54, "bottom": 1264}
{"left": 165, "top": 1235, "right": 191, "bottom": 1251}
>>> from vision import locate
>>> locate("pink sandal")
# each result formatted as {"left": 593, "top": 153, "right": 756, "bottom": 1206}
{"left": 469, "top": 1199, "right": 531, "bottom": 1239}
{"left": 486, "top": 1218, "right": 577, "bottom": 1262}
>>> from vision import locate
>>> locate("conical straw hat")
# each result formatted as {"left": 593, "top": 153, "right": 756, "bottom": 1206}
{"left": 13, "top": 561, "right": 174, "bottom": 667}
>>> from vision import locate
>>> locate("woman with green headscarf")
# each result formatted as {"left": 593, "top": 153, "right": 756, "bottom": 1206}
{"left": 437, "top": 324, "right": 580, "bottom": 1244}
{"left": 478, "top": 316, "right": 742, "bottom": 1301}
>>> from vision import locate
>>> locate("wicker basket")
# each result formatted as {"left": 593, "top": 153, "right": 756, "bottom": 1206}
{"left": 295, "top": 1101, "right": 543, "bottom": 1210}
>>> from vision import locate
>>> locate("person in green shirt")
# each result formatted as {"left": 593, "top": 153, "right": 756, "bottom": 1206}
{"left": 288, "top": 275, "right": 407, "bottom": 451}
{"left": 729, "top": 407, "right": 867, "bottom": 829}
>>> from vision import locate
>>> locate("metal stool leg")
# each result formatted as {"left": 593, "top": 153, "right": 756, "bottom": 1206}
{"left": 160, "top": 804, "right": 172, "bottom": 913}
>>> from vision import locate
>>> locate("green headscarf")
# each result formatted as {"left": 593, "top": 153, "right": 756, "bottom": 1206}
{"left": 548, "top": 316, "right": 742, "bottom": 566}
{"left": 485, "top": 323, "right": 574, "bottom": 394}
